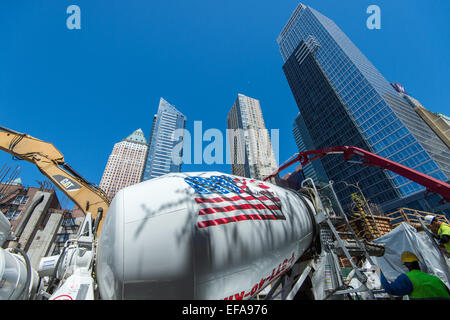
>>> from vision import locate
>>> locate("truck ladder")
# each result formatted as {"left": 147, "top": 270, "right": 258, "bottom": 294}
{"left": 303, "top": 178, "right": 381, "bottom": 300}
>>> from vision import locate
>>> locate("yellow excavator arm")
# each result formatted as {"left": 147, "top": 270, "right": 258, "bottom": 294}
{"left": 0, "top": 126, "right": 110, "bottom": 236}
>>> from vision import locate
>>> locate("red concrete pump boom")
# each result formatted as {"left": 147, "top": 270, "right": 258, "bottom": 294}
{"left": 264, "top": 146, "right": 450, "bottom": 203}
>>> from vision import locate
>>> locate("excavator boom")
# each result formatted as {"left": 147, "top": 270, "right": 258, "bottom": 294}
{"left": 0, "top": 126, "right": 110, "bottom": 235}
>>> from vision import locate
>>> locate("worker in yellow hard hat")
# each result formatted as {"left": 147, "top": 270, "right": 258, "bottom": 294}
{"left": 376, "top": 251, "right": 450, "bottom": 299}
{"left": 424, "top": 215, "right": 450, "bottom": 254}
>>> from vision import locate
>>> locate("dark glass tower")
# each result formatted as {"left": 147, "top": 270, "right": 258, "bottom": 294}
{"left": 278, "top": 4, "right": 450, "bottom": 212}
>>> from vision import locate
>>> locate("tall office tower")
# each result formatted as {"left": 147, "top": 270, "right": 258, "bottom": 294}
{"left": 227, "top": 94, "right": 278, "bottom": 181}
{"left": 293, "top": 113, "right": 328, "bottom": 185}
{"left": 99, "top": 129, "right": 148, "bottom": 200}
{"left": 142, "top": 98, "right": 186, "bottom": 181}
{"left": 278, "top": 4, "right": 450, "bottom": 213}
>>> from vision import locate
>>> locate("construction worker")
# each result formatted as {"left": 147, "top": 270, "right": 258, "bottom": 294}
{"left": 376, "top": 251, "right": 450, "bottom": 299}
{"left": 424, "top": 215, "right": 450, "bottom": 254}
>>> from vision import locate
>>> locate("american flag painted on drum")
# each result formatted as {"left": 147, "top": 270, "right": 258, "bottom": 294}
{"left": 184, "top": 175, "right": 286, "bottom": 229}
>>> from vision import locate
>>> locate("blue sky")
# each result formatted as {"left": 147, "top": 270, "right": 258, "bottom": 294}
{"left": 1, "top": 0, "right": 449, "bottom": 208}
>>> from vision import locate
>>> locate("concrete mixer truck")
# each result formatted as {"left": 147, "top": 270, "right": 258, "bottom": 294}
{"left": 1, "top": 126, "right": 448, "bottom": 300}
{"left": 95, "top": 172, "right": 320, "bottom": 300}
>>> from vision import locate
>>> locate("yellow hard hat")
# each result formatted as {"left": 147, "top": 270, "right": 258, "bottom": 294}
{"left": 401, "top": 251, "right": 419, "bottom": 263}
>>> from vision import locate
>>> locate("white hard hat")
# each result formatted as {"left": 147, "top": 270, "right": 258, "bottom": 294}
{"left": 424, "top": 215, "right": 436, "bottom": 225}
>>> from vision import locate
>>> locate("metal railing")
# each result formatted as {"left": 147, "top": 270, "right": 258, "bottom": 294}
{"left": 385, "top": 207, "right": 449, "bottom": 229}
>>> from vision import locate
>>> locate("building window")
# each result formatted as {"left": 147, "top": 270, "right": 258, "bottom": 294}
{"left": 5, "top": 209, "right": 21, "bottom": 220}
{"left": 12, "top": 195, "right": 29, "bottom": 205}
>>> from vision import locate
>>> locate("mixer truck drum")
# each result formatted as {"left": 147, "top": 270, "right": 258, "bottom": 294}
{"left": 292, "top": 189, "right": 322, "bottom": 257}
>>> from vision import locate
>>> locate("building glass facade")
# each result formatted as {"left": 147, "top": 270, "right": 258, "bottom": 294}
{"left": 278, "top": 4, "right": 450, "bottom": 211}
{"left": 142, "top": 98, "right": 186, "bottom": 181}
{"left": 293, "top": 112, "right": 329, "bottom": 184}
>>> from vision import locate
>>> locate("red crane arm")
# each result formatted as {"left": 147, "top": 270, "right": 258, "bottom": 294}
{"left": 264, "top": 146, "right": 450, "bottom": 203}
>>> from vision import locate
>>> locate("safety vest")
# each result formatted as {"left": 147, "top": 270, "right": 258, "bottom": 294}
{"left": 437, "top": 223, "right": 450, "bottom": 253}
{"left": 405, "top": 270, "right": 450, "bottom": 299}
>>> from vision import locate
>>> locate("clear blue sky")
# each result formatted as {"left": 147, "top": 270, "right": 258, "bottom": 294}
{"left": 1, "top": 1, "right": 449, "bottom": 209}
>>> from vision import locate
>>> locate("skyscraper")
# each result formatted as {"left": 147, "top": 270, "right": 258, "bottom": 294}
{"left": 278, "top": 4, "right": 450, "bottom": 212}
{"left": 227, "top": 94, "right": 278, "bottom": 181}
{"left": 142, "top": 98, "right": 186, "bottom": 181}
{"left": 99, "top": 129, "right": 148, "bottom": 200}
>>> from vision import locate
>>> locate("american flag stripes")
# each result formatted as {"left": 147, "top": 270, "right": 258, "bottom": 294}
{"left": 184, "top": 175, "right": 285, "bottom": 229}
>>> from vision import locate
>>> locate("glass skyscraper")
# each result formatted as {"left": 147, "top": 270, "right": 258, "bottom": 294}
{"left": 141, "top": 98, "right": 186, "bottom": 181}
{"left": 278, "top": 4, "right": 450, "bottom": 212}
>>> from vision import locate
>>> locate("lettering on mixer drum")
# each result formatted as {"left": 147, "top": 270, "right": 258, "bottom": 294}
{"left": 224, "top": 252, "right": 296, "bottom": 300}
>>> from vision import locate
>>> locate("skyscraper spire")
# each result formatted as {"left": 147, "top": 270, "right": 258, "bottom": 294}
{"left": 123, "top": 128, "right": 147, "bottom": 144}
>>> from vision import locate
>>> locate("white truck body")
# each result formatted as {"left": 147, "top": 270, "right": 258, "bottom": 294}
{"left": 96, "top": 172, "right": 318, "bottom": 300}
